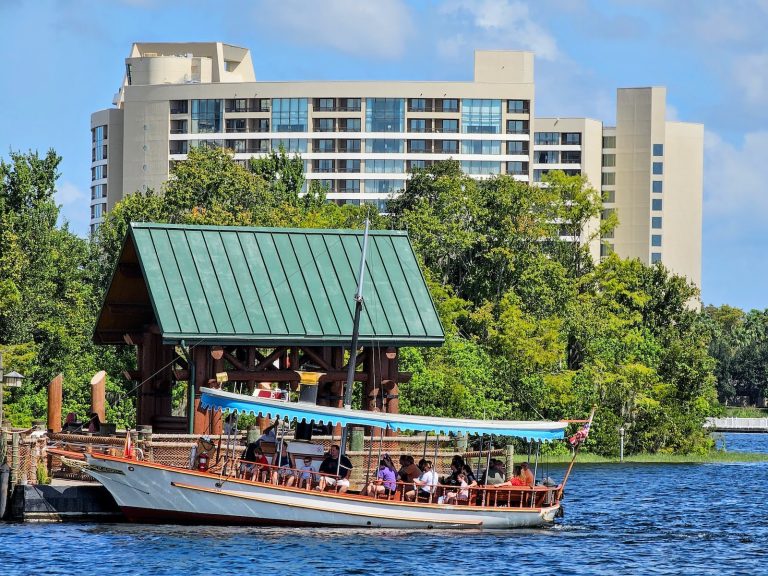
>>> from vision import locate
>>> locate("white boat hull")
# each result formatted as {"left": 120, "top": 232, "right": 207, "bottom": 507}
{"left": 83, "top": 454, "right": 560, "bottom": 529}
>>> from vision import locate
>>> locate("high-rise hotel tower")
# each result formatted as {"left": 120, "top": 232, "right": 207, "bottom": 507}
{"left": 91, "top": 42, "right": 702, "bottom": 287}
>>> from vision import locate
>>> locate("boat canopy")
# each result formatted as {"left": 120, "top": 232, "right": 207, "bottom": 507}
{"left": 200, "top": 388, "right": 567, "bottom": 441}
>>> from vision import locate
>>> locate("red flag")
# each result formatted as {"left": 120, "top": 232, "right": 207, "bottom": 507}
{"left": 123, "top": 430, "right": 134, "bottom": 459}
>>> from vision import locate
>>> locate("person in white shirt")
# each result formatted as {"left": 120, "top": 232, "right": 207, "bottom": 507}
{"left": 405, "top": 460, "right": 438, "bottom": 502}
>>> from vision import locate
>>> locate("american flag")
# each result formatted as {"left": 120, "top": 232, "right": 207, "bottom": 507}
{"left": 568, "top": 420, "right": 591, "bottom": 448}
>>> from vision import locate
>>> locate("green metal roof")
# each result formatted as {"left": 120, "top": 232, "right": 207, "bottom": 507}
{"left": 94, "top": 223, "right": 444, "bottom": 347}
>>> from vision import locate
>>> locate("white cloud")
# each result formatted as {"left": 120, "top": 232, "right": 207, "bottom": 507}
{"left": 55, "top": 181, "right": 86, "bottom": 206}
{"left": 704, "top": 130, "right": 768, "bottom": 225}
{"left": 439, "top": 0, "right": 560, "bottom": 60}
{"left": 732, "top": 52, "right": 768, "bottom": 107}
{"left": 252, "top": 0, "right": 414, "bottom": 59}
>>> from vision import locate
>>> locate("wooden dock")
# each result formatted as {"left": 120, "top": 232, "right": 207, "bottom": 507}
{"left": 705, "top": 417, "right": 768, "bottom": 433}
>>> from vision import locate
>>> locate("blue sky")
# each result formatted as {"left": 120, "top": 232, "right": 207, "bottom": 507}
{"left": 1, "top": 0, "right": 766, "bottom": 310}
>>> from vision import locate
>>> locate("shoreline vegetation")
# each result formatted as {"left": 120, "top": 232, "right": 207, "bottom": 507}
{"left": 543, "top": 450, "right": 768, "bottom": 464}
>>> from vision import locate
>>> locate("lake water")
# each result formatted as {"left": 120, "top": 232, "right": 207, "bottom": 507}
{"left": 1, "top": 433, "right": 766, "bottom": 575}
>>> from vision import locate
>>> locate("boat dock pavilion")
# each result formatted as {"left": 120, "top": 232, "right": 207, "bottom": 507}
{"left": 93, "top": 223, "right": 445, "bottom": 435}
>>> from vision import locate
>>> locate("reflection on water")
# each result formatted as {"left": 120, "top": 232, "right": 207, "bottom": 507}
{"left": 1, "top": 433, "right": 767, "bottom": 575}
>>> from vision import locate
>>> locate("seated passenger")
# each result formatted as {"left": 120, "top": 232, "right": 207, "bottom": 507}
{"left": 480, "top": 459, "right": 506, "bottom": 485}
{"left": 405, "top": 460, "right": 438, "bottom": 502}
{"left": 444, "top": 471, "right": 471, "bottom": 504}
{"left": 364, "top": 459, "right": 398, "bottom": 498}
{"left": 497, "top": 465, "right": 526, "bottom": 487}
{"left": 398, "top": 455, "right": 422, "bottom": 484}
{"left": 460, "top": 463, "right": 478, "bottom": 487}
{"left": 317, "top": 444, "right": 353, "bottom": 493}
{"left": 298, "top": 457, "right": 316, "bottom": 489}
{"left": 520, "top": 462, "right": 535, "bottom": 487}
{"left": 271, "top": 443, "right": 296, "bottom": 487}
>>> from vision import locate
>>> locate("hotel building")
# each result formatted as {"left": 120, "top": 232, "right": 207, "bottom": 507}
{"left": 90, "top": 42, "right": 702, "bottom": 287}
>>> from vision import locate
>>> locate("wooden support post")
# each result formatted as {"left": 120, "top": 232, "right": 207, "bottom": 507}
{"left": 10, "top": 432, "right": 19, "bottom": 486}
{"left": 193, "top": 346, "right": 210, "bottom": 435}
{"left": 90, "top": 370, "right": 106, "bottom": 423}
{"left": 47, "top": 374, "right": 63, "bottom": 433}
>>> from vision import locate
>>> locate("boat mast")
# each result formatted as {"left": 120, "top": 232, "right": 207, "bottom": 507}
{"left": 338, "top": 219, "right": 371, "bottom": 467}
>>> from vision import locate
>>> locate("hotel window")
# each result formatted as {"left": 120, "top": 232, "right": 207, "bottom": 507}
{"left": 462, "top": 99, "right": 502, "bottom": 134}
{"left": 314, "top": 159, "right": 334, "bottom": 173}
{"left": 602, "top": 135, "right": 616, "bottom": 148}
{"left": 409, "top": 119, "right": 427, "bottom": 133}
{"left": 272, "top": 98, "right": 308, "bottom": 132}
{"left": 408, "top": 98, "right": 429, "bottom": 112}
{"left": 409, "top": 140, "right": 428, "bottom": 153}
{"left": 316, "top": 118, "right": 335, "bottom": 132}
{"left": 652, "top": 180, "right": 663, "bottom": 193}
{"left": 366, "top": 98, "right": 405, "bottom": 132}
{"left": 365, "top": 139, "right": 403, "bottom": 153}
{"left": 534, "top": 132, "right": 559, "bottom": 145}
{"left": 225, "top": 119, "right": 247, "bottom": 133}
{"left": 652, "top": 234, "right": 662, "bottom": 247}
{"left": 437, "top": 140, "right": 458, "bottom": 154}
{"left": 653, "top": 143, "right": 664, "bottom": 156}
{"left": 191, "top": 99, "right": 223, "bottom": 133}
{"left": 507, "top": 99, "right": 529, "bottom": 113}
{"left": 602, "top": 154, "right": 616, "bottom": 167}
{"left": 507, "top": 120, "right": 528, "bottom": 134}
{"left": 507, "top": 141, "right": 528, "bottom": 154}
{"left": 315, "top": 98, "right": 335, "bottom": 111}
{"left": 652, "top": 217, "right": 662, "bottom": 229}
{"left": 90, "top": 184, "right": 107, "bottom": 200}
{"left": 409, "top": 160, "right": 426, "bottom": 170}
{"left": 340, "top": 118, "right": 361, "bottom": 132}
{"left": 561, "top": 151, "right": 581, "bottom": 164}
{"left": 462, "top": 140, "right": 501, "bottom": 155}
{"left": 561, "top": 133, "right": 581, "bottom": 145}
{"left": 169, "top": 140, "right": 188, "bottom": 154}
{"left": 437, "top": 119, "right": 458, "bottom": 133}
{"left": 366, "top": 179, "right": 404, "bottom": 194}
{"left": 340, "top": 139, "right": 361, "bottom": 152}
{"left": 339, "top": 159, "right": 360, "bottom": 172}
{"left": 91, "top": 165, "right": 107, "bottom": 181}
{"left": 92, "top": 125, "right": 107, "bottom": 160}
{"left": 225, "top": 98, "right": 249, "bottom": 113}
{"left": 652, "top": 199, "right": 663, "bottom": 211}
{"left": 506, "top": 161, "right": 528, "bottom": 175}
{"left": 169, "top": 100, "right": 188, "bottom": 114}
{"left": 536, "top": 150, "right": 559, "bottom": 164}
{"left": 437, "top": 98, "right": 459, "bottom": 112}
{"left": 250, "top": 118, "right": 269, "bottom": 133}
{"left": 601, "top": 172, "right": 616, "bottom": 185}
{"left": 272, "top": 139, "right": 307, "bottom": 153}
{"left": 171, "top": 119, "right": 188, "bottom": 134}
{"left": 600, "top": 243, "right": 614, "bottom": 258}
{"left": 339, "top": 98, "right": 361, "bottom": 111}
{"left": 653, "top": 162, "right": 663, "bottom": 175}
{"left": 338, "top": 179, "right": 361, "bottom": 193}
{"left": 365, "top": 159, "right": 404, "bottom": 173}
{"left": 313, "top": 139, "right": 335, "bottom": 152}
{"left": 651, "top": 253, "right": 662, "bottom": 264}
{"left": 533, "top": 169, "right": 550, "bottom": 182}
{"left": 227, "top": 139, "right": 247, "bottom": 153}
{"left": 602, "top": 190, "right": 615, "bottom": 203}
{"left": 461, "top": 160, "right": 500, "bottom": 175}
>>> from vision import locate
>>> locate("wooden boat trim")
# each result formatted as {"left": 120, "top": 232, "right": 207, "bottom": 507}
{"left": 170, "top": 481, "right": 484, "bottom": 526}
{"left": 88, "top": 452, "right": 556, "bottom": 513}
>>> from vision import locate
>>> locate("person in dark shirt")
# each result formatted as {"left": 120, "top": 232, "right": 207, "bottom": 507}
{"left": 317, "top": 444, "right": 353, "bottom": 493}
{"left": 398, "top": 455, "right": 422, "bottom": 483}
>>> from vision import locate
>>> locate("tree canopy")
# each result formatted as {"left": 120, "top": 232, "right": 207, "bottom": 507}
{"left": 1, "top": 149, "right": 728, "bottom": 455}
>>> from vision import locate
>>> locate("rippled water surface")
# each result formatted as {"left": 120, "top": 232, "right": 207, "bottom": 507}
{"left": 1, "top": 434, "right": 767, "bottom": 575}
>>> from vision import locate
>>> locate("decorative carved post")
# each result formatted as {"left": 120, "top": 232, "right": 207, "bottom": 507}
{"left": 47, "top": 374, "right": 63, "bottom": 433}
